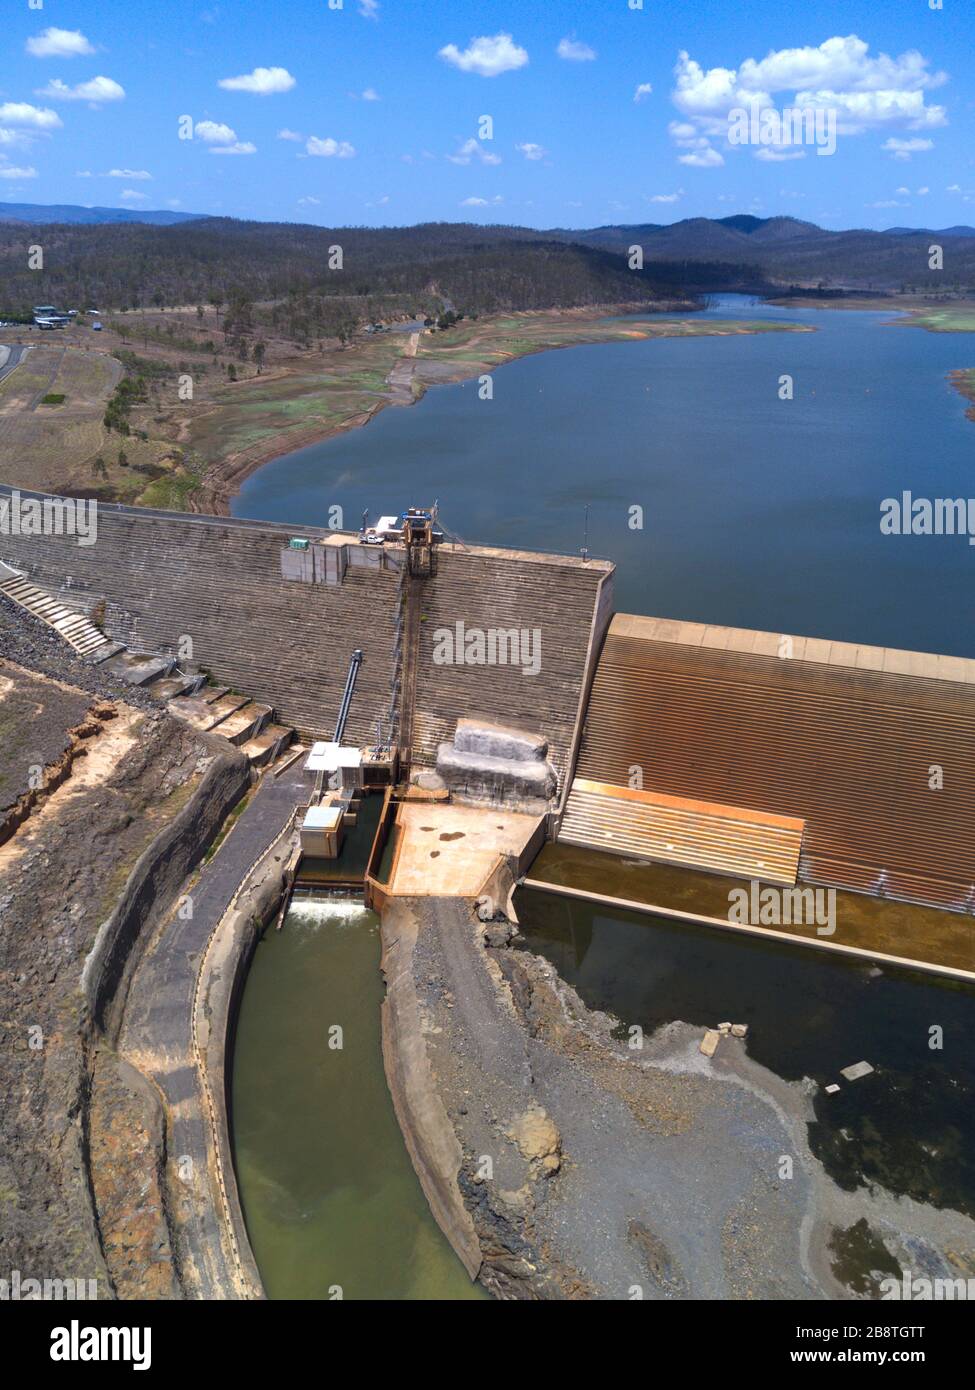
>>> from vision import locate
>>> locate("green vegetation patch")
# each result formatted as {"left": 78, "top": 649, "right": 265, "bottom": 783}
{"left": 906, "top": 310, "right": 975, "bottom": 333}
{"left": 40, "top": 393, "right": 65, "bottom": 405}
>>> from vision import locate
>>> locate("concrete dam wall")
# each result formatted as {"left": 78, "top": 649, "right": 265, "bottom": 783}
{"left": 0, "top": 491, "right": 613, "bottom": 792}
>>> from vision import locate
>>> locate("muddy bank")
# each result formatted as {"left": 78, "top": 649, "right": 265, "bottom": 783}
{"left": 381, "top": 896, "right": 975, "bottom": 1300}
{"left": 197, "top": 299, "right": 768, "bottom": 516}
{"left": 949, "top": 368, "right": 975, "bottom": 424}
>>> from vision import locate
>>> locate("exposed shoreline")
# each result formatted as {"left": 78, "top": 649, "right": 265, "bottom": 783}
{"left": 949, "top": 368, "right": 975, "bottom": 423}
{"left": 380, "top": 893, "right": 975, "bottom": 1300}
{"left": 195, "top": 305, "right": 810, "bottom": 516}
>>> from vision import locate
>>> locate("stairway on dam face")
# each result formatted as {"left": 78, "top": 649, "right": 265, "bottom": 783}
{"left": 0, "top": 510, "right": 400, "bottom": 745}
{"left": 0, "top": 567, "right": 295, "bottom": 767}
{"left": 0, "top": 569, "right": 122, "bottom": 661}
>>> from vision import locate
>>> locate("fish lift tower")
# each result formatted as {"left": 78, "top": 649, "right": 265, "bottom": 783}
{"left": 394, "top": 506, "right": 444, "bottom": 777}
{"left": 403, "top": 505, "right": 443, "bottom": 577}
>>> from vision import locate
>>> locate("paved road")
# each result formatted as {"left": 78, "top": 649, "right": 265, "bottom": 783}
{"left": 120, "top": 760, "right": 306, "bottom": 1298}
{"left": 0, "top": 344, "right": 27, "bottom": 386}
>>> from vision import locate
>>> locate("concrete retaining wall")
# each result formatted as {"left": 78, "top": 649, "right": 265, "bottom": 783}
{"left": 81, "top": 733, "right": 250, "bottom": 1041}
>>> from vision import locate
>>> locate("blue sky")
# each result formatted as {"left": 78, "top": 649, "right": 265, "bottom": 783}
{"left": 2, "top": 0, "right": 973, "bottom": 229}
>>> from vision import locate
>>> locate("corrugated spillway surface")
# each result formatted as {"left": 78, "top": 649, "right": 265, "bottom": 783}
{"left": 571, "top": 616, "right": 975, "bottom": 913}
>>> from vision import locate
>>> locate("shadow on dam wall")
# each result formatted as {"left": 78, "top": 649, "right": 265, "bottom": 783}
{"left": 0, "top": 489, "right": 612, "bottom": 781}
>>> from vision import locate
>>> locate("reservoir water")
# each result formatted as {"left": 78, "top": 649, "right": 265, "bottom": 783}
{"left": 230, "top": 899, "right": 483, "bottom": 1300}
{"left": 234, "top": 295, "right": 975, "bottom": 659}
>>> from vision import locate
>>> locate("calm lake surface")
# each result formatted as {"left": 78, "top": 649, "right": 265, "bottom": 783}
{"left": 231, "top": 900, "right": 483, "bottom": 1301}
{"left": 235, "top": 294, "right": 975, "bottom": 659}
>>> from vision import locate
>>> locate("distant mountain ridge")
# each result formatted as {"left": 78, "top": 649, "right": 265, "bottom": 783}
{"left": 1, "top": 206, "right": 973, "bottom": 304}
{"left": 884, "top": 225, "right": 975, "bottom": 238}
{"left": 0, "top": 202, "right": 208, "bottom": 226}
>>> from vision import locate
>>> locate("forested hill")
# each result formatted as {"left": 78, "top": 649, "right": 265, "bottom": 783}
{"left": 0, "top": 219, "right": 704, "bottom": 319}
{"left": 3, "top": 213, "right": 972, "bottom": 322}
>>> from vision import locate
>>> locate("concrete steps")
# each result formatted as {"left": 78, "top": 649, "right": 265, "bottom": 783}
{"left": 0, "top": 572, "right": 117, "bottom": 660}
{"left": 165, "top": 685, "right": 293, "bottom": 763}
{"left": 216, "top": 701, "right": 272, "bottom": 746}
{"left": 409, "top": 550, "right": 607, "bottom": 791}
{"left": 100, "top": 651, "right": 175, "bottom": 687}
{"left": 167, "top": 691, "right": 250, "bottom": 732}
{"left": 146, "top": 672, "right": 206, "bottom": 701}
{"left": 1, "top": 551, "right": 298, "bottom": 769}
{"left": 0, "top": 512, "right": 402, "bottom": 741}
{"left": 241, "top": 723, "right": 294, "bottom": 767}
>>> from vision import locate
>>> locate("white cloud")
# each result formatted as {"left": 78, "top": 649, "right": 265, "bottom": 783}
{"left": 668, "top": 120, "right": 724, "bottom": 168}
{"left": 670, "top": 35, "right": 948, "bottom": 163}
{"left": 361, "top": 88, "right": 380, "bottom": 101}
{"left": 306, "top": 136, "right": 356, "bottom": 158}
{"left": 869, "top": 199, "right": 907, "bottom": 208}
{"left": 36, "top": 76, "right": 125, "bottom": 103}
{"left": 107, "top": 168, "right": 152, "bottom": 180}
{"left": 26, "top": 27, "right": 95, "bottom": 59}
{"left": 218, "top": 66, "right": 296, "bottom": 95}
{"left": 883, "top": 136, "right": 934, "bottom": 160}
{"left": 119, "top": 189, "right": 148, "bottom": 202}
{"left": 917, "top": 186, "right": 930, "bottom": 195}
{"left": 0, "top": 131, "right": 33, "bottom": 153}
{"left": 634, "top": 83, "right": 653, "bottom": 103}
{"left": 515, "top": 142, "right": 546, "bottom": 161}
{"left": 647, "top": 190, "right": 683, "bottom": 203}
{"left": 438, "top": 33, "right": 528, "bottom": 78}
{"left": 277, "top": 128, "right": 302, "bottom": 141}
{"left": 0, "top": 165, "right": 38, "bottom": 179}
{"left": 447, "top": 137, "right": 501, "bottom": 166}
{"left": 946, "top": 184, "right": 962, "bottom": 193}
{"left": 358, "top": 0, "right": 380, "bottom": 17}
{"left": 557, "top": 37, "right": 596, "bottom": 62}
{"left": 194, "top": 120, "right": 255, "bottom": 154}
{"left": 195, "top": 120, "right": 238, "bottom": 144}
{"left": 896, "top": 186, "right": 911, "bottom": 195}
{"left": 755, "top": 147, "right": 806, "bottom": 162}
{"left": 298, "top": 195, "right": 321, "bottom": 205}
{"left": 679, "top": 146, "right": 725, "bottom": 168}
{"left": 0, "top": 102, "right": 62, "bottom": 129}
{"left": 460, "top": 195, "right": 503, "bottom": 207}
